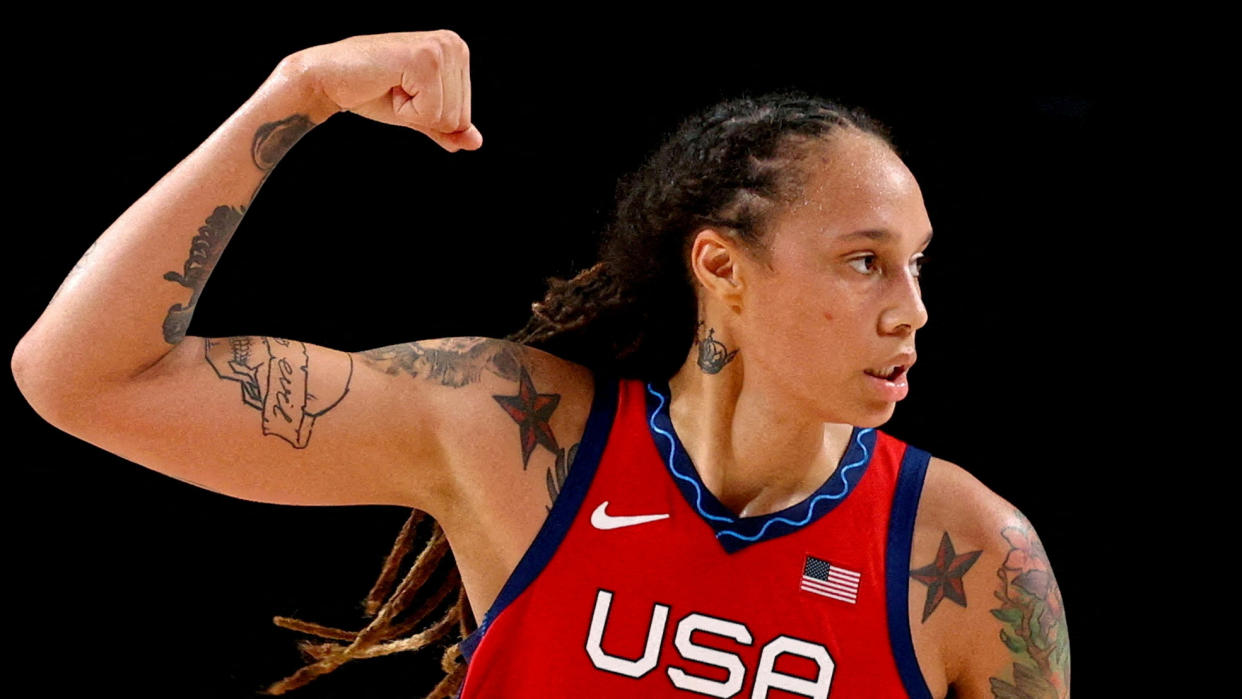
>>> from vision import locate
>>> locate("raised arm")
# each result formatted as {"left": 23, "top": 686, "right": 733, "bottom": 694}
{"left": 9, "top": 31, "right": 510, "bottom": 513}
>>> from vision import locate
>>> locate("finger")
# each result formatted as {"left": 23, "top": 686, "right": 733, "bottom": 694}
{"left": 460, "top": 55, "right": 472, "bottom": 133}
{"left": 448, "top": 124, "right": 483, "bottom": 151}
{"left": 428, "top": 125, "right": 482, "bottom": 153}
{"left": 400, "top": 44, "right": 443, "bottom": 127}
{"left": 446, "top": 31, "right": 470, "bottom": 133}
{"left": 427, "top": 131, "right": 459, "bottom": 153}
{"left": 389, "top": 85, "right": 413, "bottom": 123}
{"left": 438, "top": 40, "right": 462, "bottom": 132}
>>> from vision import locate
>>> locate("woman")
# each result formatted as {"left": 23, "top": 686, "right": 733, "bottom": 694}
{"left": 12, "top": 29, "right": 1070, "bottom": 698}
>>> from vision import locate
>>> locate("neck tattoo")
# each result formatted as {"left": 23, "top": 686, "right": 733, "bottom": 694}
{"left": 694, "top": 321, "right": 740, "bottom": 374}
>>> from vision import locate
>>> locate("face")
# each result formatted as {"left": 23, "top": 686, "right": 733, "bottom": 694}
{"left": 735, "top": 130, "right": 933, "bottom": 427}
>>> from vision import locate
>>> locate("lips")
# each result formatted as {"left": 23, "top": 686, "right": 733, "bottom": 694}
{"left": 864, "top": 352, "right": 916, "bottom": 381}
{"left": 864, "top": 365, "right": 906, "bottom": 381}
{"left": 863, "top": 353, "right": 914, "bottom": 402}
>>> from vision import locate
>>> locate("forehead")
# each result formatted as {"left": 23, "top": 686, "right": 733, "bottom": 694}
{"left": 769, "top": 130, "right": 931, "bottom": 245}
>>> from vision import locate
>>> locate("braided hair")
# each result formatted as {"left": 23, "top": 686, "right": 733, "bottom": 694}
{"left": 268, "top": 91, "right": 892, "bottom": 698}
{"left": 505, "top": 90, "right": 892, "bottom": 380}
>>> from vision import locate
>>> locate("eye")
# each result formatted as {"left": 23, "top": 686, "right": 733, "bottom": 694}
{"left": 847, "top": 254, "right": 879, "bottom": 275}
{"left": 910, "top": 254, "right": 928, "bottom": 278}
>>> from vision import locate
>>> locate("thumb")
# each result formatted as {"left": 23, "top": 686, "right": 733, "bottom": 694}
{"left": 428, "top": 124, "right": 483, "bottom": 152}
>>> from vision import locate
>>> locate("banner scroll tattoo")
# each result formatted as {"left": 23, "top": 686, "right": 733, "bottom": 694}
{"left": 206, "top": 337, "right": 353, "bottom": 448}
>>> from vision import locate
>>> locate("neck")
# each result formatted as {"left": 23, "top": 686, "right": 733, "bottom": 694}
{"left": 665, "top": 320, "right": 854, "bottom": 519}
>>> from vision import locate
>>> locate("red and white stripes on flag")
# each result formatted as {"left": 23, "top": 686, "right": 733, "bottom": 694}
{"left": 801, "top": 555, "right": 861, "bottom": 604}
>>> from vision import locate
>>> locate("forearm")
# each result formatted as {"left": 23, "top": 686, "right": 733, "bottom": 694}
{"left": 13, "top": 54, "right": 336, "bottom": 410}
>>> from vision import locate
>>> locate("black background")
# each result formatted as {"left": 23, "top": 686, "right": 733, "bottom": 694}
{"left": 10, "top": 11, "right": 1137, "bottom": 698}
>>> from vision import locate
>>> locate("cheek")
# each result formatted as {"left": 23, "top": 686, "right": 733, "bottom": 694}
{"left": 812, "top": 296, "right": 873, "bottom": 375}
{"left": 742, "top": 283, "right": 811, "bottom": 362}
{"left": 744, "top": 271, "right": 852, "bottom": 366}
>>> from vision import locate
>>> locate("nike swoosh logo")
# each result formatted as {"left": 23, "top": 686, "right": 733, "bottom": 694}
{"left": 590, "top": 501, "right": 670, "bottom": 530}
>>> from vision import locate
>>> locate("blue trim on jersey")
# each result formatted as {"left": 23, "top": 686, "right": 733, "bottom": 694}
{"left": 457, "top": 372, "right": 620, "bottom": 666}
{"left": 885, "top": 443, "right": 933, "bottom": 699}
{"left": 645, "top": 379, "right": 877, "bottom": 554}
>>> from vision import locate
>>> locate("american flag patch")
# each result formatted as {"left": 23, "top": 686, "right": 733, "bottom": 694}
{"left": 801, "top": 555, "right": 861, "bottom": 604}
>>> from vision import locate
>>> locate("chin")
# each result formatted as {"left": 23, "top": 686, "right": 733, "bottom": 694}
{"left": 851, "top": 402, "right": 898, "bottom": 429}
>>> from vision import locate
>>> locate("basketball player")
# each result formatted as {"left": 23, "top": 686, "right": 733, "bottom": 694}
{"left": 12, "top": 29, "right": 1069, "bottom": 698}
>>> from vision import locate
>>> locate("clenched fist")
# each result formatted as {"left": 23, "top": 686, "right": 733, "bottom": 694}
{"left": 281, "top": 30, "right": 481, "bottom": 152}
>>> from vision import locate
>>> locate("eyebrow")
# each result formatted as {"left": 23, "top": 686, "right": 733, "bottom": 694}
{"left": 839, "top": 229, "right": 934, "bottom": 247}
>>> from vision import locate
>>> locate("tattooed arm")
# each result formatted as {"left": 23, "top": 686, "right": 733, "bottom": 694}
{"left": 14, "top": 30, "right": 477, "bottom": 388}
{"left": 909, "top": 458, "right": 1071, "bottom": 699}
{"left": 9, "top": 32, "right": 502, "bottom": 511}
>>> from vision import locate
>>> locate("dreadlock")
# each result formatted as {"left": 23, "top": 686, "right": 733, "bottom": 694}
{"left": 269, "top": 91, "right": 891, "bottom": 697}
{"left": 507, "top": 90, "right": 892, "bottom": 379}
{"left": 266, "top": 512, "right": 472, "bottom": 698}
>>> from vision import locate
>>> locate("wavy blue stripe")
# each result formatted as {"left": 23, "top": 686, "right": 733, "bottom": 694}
{"left": 646, "top": 383, "right": 736, "bottom": 524}
{"left": 716, "top": 428, "right": 874, "bottom": 541}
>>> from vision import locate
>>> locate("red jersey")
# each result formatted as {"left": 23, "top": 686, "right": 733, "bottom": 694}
{"left": 456, "top": 375, "right": 933, "bottom": 698}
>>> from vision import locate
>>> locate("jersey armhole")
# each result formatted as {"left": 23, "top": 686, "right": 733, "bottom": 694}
{"left": 457, "top": 371, "right": 621, "bottom": 665}
{"left": 885, "top": 443, "right": 934, "bottom": 699}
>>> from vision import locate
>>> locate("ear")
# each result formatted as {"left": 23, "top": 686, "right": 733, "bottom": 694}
{"left": 688, "top": 228, "right": 746, "bottom": 310}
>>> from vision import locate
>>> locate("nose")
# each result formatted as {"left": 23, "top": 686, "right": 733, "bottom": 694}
{"left": 879, "top": 268, "right": 928, "bottom": 335}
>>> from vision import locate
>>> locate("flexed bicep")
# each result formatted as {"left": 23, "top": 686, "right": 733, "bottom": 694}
{"left": 34, "top": 333, "right": 442, "bottom": 510}
{"left": 205, "top": 336, "right": 352, "bottom": 449}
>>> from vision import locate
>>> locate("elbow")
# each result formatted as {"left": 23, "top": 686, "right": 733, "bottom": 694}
{"left": 12, "top": 332, "right": 88, "bottom": 430}
{"left": 13, "top": 333, "right": 59, "bottom": 425}
{"left": 12, "top": 331, "right": 42, "bottom": 401}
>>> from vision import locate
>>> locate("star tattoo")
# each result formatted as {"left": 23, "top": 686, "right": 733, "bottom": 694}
{"left": 910, "top": 532, "right": 983, "bottom": 622}
{"left": 492, "top": 365, "right": 561, "bottom": 468}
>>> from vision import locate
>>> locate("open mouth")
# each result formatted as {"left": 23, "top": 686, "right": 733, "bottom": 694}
{"left": 864, "top": 365, "right": 906, "bottom": 382}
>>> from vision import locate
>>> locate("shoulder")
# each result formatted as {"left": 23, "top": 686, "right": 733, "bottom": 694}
{"left": 907, "top": 456, "right": 1070, "bottom": 698}
{"left": 357, "top": 336, "right": 593, "bottom": 397}
{"left": 915, "top": 457, "right": 1017, "bottom": 548}
{"left": 357, "top": 336, "right": 596, "bottom": 429}
{"left": 358, "top": 336, "right": 597, "bottom": 517}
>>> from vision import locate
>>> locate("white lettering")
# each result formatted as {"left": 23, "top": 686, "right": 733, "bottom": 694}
{"left": 583, "top": 590, "right": 836, "bottom": 697}
{"left": 585, "top": 589, "right": 670, "bottom": 678}
{"left": 752, "top": 635, "right": 835, "bottom": 699}
{"left": 667, "top": 612, "right": 753, "bottom": 697}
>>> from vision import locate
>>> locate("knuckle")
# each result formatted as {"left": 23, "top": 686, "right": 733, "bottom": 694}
{"left": 412, "top": 42, "right": 443, "bottom": 67}
{"left": 436, "top": 29, "right": 467, "bottom": 56}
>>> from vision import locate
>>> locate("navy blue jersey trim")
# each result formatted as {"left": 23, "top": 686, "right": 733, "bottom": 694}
{"left": 645, "top": 379, "right": 877, "bottom": 554}
{"left": 885, "top": 443, "right": 933, "bottom": 699}
{"left": 458, "top": 372, "right": 620, "bottom": 665}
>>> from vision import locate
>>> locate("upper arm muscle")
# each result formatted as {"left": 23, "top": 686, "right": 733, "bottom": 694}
{"left": 909, "top": 458, "right": 1071, "bottom": 698}
{"left": 63, "top": 334, "right": 439, "bottom": 509}
{"left": 48, "top": 335, "right": 586, "bottom": 515}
